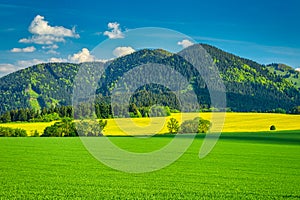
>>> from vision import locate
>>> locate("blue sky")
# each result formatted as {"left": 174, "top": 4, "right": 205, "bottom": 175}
{"left": 0, "top": 0, "right": 300, "bottom": 76}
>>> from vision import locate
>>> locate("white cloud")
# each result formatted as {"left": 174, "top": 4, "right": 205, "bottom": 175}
{"left": 69, "top": 48, "right": 95, "bottom": 63}
{"left": 177, "top": 39, "right": 194, "bottom": 48}
{"left": 113, "top": 46, "right": 135, "bottom": 57}
{"left": 103, "top": 22, "right": 124, "bottom": 39}
{"left": 28, "top": 15, "right": 79, "bottom": 37}
{"left": 10, "top": 46, "right": 36, "bottom": 53}
{"left": 42, "top": 44, "right": 59, "bottom": 50}
{"left": 49, "top": 57, "right": 68, "bottom": 63}
{"left": 17, "top": 59, "right": 44, "bottom": 68}
{"left": 295, "top": 68, "right": 300, "bottom": 72}
{"left": 0, "top": 59, "right": 44, "bottom": 77}
{"left": 42, "top": 44, "right": 59, "bottom": 54}
{"left": 19, "top": 34, "right": 66, "bottom": 45}
{"left": 0, "top": 64, "right": 19, "bottom": 76}
{"left": 19, "top": 15, "right": 79, "bottom": 46}
{"left": 46, "top": 50, "right": 58, "bottom": 54}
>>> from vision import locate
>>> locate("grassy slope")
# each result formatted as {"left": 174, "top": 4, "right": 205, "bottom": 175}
{"left": 0, "top": 113, "right": 300, "bottom": 136}
{"left": 267, "top": 66, "right": 300, "bottom": 88}
{"left": 0, "top": 131, "right": 299, "bottom": 199}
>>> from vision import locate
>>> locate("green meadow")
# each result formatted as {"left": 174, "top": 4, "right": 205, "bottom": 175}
{"left": 0, "top": 131, "right": 299, "bottom": 199}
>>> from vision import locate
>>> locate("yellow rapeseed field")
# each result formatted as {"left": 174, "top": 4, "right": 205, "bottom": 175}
{"left": 0, "top": 113, "right": 299, "bottom": 136}
{"left": 0, "top": 121, "right": 56, "bottom": 136}
{"left": 104, "top": 112, "right": 300, "bottom": 135}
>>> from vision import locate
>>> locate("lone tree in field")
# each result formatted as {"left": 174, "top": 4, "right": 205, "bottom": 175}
{"left": 179, "top": 117, "right": 211, "bottom": 134}
{"left": 167, "top": 118, "right": 180, "bottom": 134}
{"left": 270, "top": 125, "right": 276, "bottom": 131}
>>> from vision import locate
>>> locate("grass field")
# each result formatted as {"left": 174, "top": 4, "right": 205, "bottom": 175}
{"left": 0, "top": 113, "right": 300, "bottom": 136}
{"left": 0, "top": 131, "right": 299, "bottom": 199}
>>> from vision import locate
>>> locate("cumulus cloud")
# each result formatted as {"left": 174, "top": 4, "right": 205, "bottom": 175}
{"left": 69, "top": 48, "right": 95, "bottom": 63}
{"left": 103, "top": 22, "right": 124, "bottom": 39}
{"left": 0, "top": 64, "right": 19, "bottom": 76}
{"left": 113, "top": 46, "right": 135, "bottom": 57}
{"left": 177, "top": 39, "right": 194, "bottom": 48}
{"left": 295, "top": 68, "right": 300, "bottom": 72}
{"left": 10, "top": 46, "right": 36, "bottom": 53}
{"left": 19, "top": 15, "right": 79, "bottom": 46}
{"left": 28, "top": 15, "right": 79, "bottom": 37}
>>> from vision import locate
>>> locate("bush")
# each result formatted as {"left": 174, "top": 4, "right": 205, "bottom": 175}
{"left": 32, "top": 130, "right": 40, "bottom": 137}
{"left": 291, "top": 106, "right": 300, "bottom": 114}
{"left": 41, "top": 118, "right": 78, "bottom": 137}
{"left": 179, "top": 117, "right": 211, "bottom": 134}
{"left": 167, "top": 118, "right": 180, "bottom": 134}
{"left": 75, "top": 119, "right": 107, "bottom": 136}
{"left": 270, "top": 125, "right": 276, "bottom": 131}
{"left": 149, "top": 105, "right": 171, "bottom": 117}
{"left": 0, "top": 127, "right": 27, "bottom": 137}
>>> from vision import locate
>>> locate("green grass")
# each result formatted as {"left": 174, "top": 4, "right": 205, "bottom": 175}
{"left": 0, "top": 131, "right": 299, "bottom": 199}
{"left": 27, "top": 88, "right": 41, "bottom": 110}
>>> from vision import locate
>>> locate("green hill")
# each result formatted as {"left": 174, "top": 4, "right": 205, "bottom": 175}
{"left": 0, "top": 44, "right": 299, "bottom": 114}
{"left": 266, "top": 63, "right": 300, "bottom": 89}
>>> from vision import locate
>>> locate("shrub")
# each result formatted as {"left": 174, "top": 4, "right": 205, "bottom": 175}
{"left": 149, "top": 105, "right": 171, "bottom": 117}
{"left": 291, "top": 106, "right": 300, "bottom": 114}
{"left": 179, "top": 117, "right": 212, "bottom": 134}
{"left": 167, "top": 118, "right": 180, "bottom": 134}
{"left": 76, "top": 119, "right": 107, "bottom": 136}
{"left": 41, "top": 118, "right": 78, "bottom": 137}
{"left": 0, "top": 127, "right": 27, "bottom": 137}
{"left": 270, "top": 125, "right": 276, "bottom": 131}
{"left": 32, "top": 130, "right": 40, "bottom": 137}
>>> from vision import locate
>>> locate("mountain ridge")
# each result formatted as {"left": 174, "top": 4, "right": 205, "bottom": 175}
{"left": 0, "top": 43, "right": 299, "bottom": 114}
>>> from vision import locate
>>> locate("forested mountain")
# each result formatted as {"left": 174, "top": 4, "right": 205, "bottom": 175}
{"left": 266, "top": 63, "right": 300, "bottom": 89}
{"left": 0, "top": 44, "right": 299, "bottom": 115}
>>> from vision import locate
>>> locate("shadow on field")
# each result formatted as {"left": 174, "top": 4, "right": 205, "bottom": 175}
{"left": 215, "top": 130, "right": 300, "bottom": 145}
{"left": 110, "top": 130, "right": 300, "bottom": 145}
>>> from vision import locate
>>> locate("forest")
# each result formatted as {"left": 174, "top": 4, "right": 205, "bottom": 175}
{"left": 0, "top": 44, "right": 299, "bottom": 116}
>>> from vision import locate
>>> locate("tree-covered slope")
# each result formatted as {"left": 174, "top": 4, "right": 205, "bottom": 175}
{"left": 201, "top": 44, "right": 300, "bottom": 111}
{"left": 0, "top": 44, "right": 299, "bottom": 114}
{"left": 266, "top": 63, "right": 300, "bottom": 89}
{"left": 0, "top": 63, "right": 79, "bottom": 113}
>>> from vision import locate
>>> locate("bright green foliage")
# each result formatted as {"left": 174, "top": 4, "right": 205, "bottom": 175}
{"left": 32, "top": 130, "right": 39, "bottom": 137}
{"left": 98, "top": 119, "right": 108, "bottom": 135}
{"left": 0, "top": 131, "right": 299, "bottom": 198}
{"left": 291, "top": 106, "right": 300, "bottom": 114}
{"left": 0, "top": 126, "right": 27, "bottom": 137}
{"left": 76, "top": 119, "right": 107, "bottom": 136}
{"left": 167, "top": 118, "right": 180, "bottom": 133}
{"left": 267, "top": 63, "right": 300, "bottom": 89}
{"left": 149, "top": 105, "right": 171, "bottom": 117}
{"left": 42, "top": 118, "right": 77, "bottom": 137}
{"left": 179, "top": 117, "right": 211, "bottom": 133}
